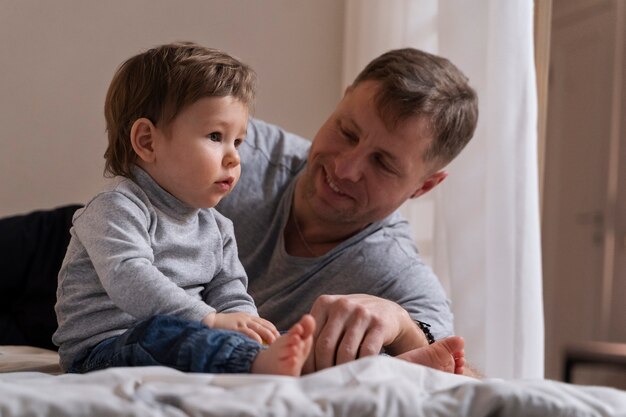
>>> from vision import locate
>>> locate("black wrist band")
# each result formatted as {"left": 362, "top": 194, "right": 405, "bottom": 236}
{"left": 416, "top": 320, "right": 435, "bottom": 344}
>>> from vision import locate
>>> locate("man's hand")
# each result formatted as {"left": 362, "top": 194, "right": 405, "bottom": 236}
{"left": 202, "top": 312, "right": 280, "bottom": 345}
{"left": 304, "top": 294, "right": 429, "bottom": 372}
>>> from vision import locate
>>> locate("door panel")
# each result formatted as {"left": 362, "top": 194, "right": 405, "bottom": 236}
{"left": 543, "top": 0, "right": 617, "bottom": 381}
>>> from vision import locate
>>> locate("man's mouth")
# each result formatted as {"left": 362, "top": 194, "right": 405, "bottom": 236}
{"left": 325, "top": 171, "right": 347, "bottom": 196}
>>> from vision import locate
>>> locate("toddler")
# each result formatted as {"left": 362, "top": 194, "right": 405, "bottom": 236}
{"left": 53, "top": 42, "right": 314, "bottom": 376}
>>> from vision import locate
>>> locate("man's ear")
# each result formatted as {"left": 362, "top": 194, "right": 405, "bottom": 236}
{"left": 410, "top": 171, "right": 448, "bottom": 199}
{"left": 130, "top": 118, "right": 157, "bottom": 163}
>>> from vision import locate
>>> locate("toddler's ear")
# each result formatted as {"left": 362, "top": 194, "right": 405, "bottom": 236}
{"left": 130, "top": 118, "right": 156, "bottom": 163}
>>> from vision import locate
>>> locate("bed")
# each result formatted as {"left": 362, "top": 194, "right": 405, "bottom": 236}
{"left": 2, "top": 207, "right": 626, "bottom": 416}
{"left": 1, "top": 345, "right": 626, "bottom": 417}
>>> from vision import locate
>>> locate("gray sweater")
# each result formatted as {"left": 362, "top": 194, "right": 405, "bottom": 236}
{"left": 217, "top": 119, "right": 454, "bottom": 339}
{"left": 53, "top": 167, "right": 257, "bottom": 370}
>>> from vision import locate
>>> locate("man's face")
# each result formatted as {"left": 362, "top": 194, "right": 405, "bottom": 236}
{"left": 300, "top": 80, "right": 444, "bottom": 228}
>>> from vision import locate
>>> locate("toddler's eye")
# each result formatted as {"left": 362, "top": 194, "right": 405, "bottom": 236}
{"left": 207, "top": 132, "right": 222, "bottom": 142}
{"left": 234, "top": 138, "right": 243, "bottom": 148}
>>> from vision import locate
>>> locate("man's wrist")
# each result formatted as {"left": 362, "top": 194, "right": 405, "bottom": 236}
{"left": 386, "top": 309, "right": 429, "bottom": 355}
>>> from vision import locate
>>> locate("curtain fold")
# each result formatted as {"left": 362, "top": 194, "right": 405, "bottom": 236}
{"left": 343, "top": 0, "right": 544, "bottom": 379}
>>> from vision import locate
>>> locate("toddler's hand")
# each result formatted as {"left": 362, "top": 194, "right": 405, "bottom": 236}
{"left": 202, "top": 312, "right": 279, "bottom": 345}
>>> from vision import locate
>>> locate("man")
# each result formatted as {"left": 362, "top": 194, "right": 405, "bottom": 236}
{"left": 217, "top": 48, "right": 478, "bottom": 373}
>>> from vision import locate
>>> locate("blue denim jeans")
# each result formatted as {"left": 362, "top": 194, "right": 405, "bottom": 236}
{"left": 68, "top": 315, "right": 262, "bottom": 374}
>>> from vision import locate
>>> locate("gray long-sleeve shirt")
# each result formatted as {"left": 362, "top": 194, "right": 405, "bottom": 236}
{"left": 53, "top": 166, "right": 257, "bottom": 370}
{"left": 217, "top": 119, "right": 454, "bottom": 339}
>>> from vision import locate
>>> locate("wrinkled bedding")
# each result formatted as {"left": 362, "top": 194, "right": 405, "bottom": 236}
{"left": 1, "top": 347, "right": 625, "bottom": 417}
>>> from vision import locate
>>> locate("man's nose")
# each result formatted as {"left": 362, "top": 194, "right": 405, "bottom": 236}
{"left": 333, "top": 149, "right": 363, "bottom": 182}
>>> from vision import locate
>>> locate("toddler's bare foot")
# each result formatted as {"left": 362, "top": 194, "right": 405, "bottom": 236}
{"left": 397, "top": 336, "right": 465, "bottom": 374}
{"left": 250, "top": 314, "right": 315, "bottom": 376}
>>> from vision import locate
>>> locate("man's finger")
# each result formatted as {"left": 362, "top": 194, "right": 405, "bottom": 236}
{"left": 357, "top": 326, "right": 385, "bottom": 358}
{"left": 309, "top": 295, "right": 335, "bottom": 337}
{"left": 334, "top": 305, "right": 370, "bottom": 365}
{"left": 307, "top": 295, "right": 335, "bottom": 371}
{"left": 314, "top": 317, "right": 345, "bottom": 370}
{"left": 312, "top": 297, "right": 350, "bottom": 370}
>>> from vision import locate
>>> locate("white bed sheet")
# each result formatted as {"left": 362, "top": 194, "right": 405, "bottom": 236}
{"left": 1, "top": 346, "right": 626, "bottom": 417}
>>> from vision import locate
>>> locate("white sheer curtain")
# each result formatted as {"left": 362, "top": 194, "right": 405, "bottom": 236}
{"left": 343, "top": 0, "right": 544, "bottom": 379}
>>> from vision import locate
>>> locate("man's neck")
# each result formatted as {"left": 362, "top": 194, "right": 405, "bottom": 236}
{"left": 284, "top": 176, "right": 366, "bottom": 258}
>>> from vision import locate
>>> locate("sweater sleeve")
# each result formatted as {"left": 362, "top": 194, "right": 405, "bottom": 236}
{"left": 201, "top": 213, "right": 258, "bottom": 316}
{"left": 74, "top": 192, "right": 213, "bottom": 322}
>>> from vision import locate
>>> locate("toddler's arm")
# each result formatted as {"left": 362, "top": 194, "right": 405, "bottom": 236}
{"left": 201, "top": 212, "right": 258, "bottom": 314}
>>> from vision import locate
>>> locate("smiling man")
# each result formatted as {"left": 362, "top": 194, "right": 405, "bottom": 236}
{"left": 217, "top": 48, "right": 478, "bottom": 373}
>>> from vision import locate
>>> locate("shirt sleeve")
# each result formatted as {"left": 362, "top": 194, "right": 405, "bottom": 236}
{"left": 366, "top": 218, "right": 455, "bottom": 340}
{"left": 381, "top": 261, "right": 455, "bottom": 341}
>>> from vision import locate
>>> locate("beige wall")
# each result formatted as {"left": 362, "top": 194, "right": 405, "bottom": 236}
{"left": 0, "top": 1, "right": 344, "bottom": 216}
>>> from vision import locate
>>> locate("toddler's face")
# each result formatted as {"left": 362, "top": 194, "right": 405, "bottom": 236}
{"left": 149, "top": 96, "right": 248, "bottom": 208}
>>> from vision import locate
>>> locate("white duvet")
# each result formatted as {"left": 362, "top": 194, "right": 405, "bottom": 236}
{"left": 1, "top": 354, "right": 626, "bottom": 417}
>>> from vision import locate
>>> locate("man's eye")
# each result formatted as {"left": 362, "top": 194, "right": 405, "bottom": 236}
{"left": 341, "top": 128, "right": 357, "bottom": 143}
{"left": 375, "top": 155, "right": 394, "bottom": 173}
{"left": 207, "top": 132, "right": 221, "bottom": 142}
